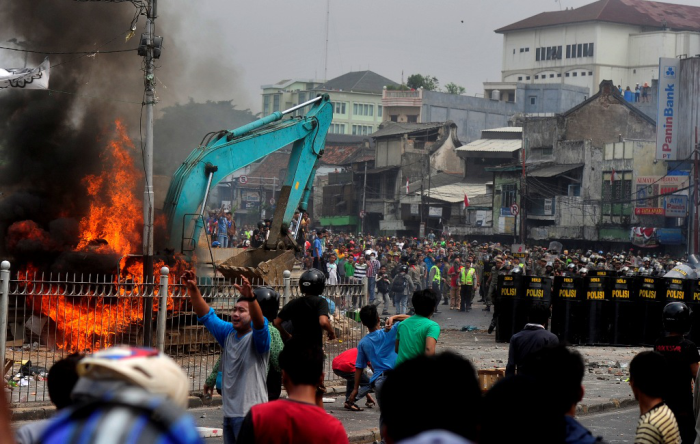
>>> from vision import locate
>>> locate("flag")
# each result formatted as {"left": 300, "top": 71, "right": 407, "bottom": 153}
{"left": 610, "top": 168, "right": 616, "bottom": 186}
{"left": 463, "top": 193, "right": 470, "bottom": 209}
{"left": 0, "top": 57, "right": 50, "bottom": 90}
{"left": 406, "top": 178, "right": 409, "bottom": 194}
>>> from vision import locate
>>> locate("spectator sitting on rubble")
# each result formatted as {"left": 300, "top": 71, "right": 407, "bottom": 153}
{"left": 38, "top": 346, "right": 201, "bottom": 444}
{"left": 379, "top": 352, "right": 480, "bottom": 444}
{"left": 236, "top": 340, "right": 348, "bottom": 444}
{"left": 15, "top": 353, "right": 84, "bottom": 444}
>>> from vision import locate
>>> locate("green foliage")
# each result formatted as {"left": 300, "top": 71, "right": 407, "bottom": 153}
{"left": 154, "top": 100, "right": 258, "bottom": 176}
{"left": 385, "top": 84, "right": 411, "bottom": 91}
{"left": 406, "top": 74, "right": 439, "bottom": 91}
{"left": 444, "top": 82, "right": 466, "bottom": 95}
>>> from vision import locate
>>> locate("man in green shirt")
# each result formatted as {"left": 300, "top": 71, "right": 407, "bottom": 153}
{"left": 395, "top": 289, "right": 441, "bottom": 366}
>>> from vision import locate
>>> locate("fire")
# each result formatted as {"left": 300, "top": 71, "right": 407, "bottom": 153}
{"left": 16, "top": 121, "right": 195, "bottom": 352}
{"left": 76, "top": 120, "right": 142, "bottom": 257}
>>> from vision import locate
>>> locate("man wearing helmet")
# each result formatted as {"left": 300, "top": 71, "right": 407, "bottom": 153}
{"left": 654, "top": 302, "right": 700, "bottom": 444}
{"left": 184, "top": 270, "right": 270, "bottom": 444}
{"left": 274, "top": 268, "right": 336, "bottom": 346}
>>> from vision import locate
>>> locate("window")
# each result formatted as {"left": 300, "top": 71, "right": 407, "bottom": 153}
{"left": 273, "top": 94, "right": 280, "bottom": 112}
{"left": 263, "top": 95, "right": 270, "bottom": 115}
{"left": 353, "top": 103, "right": 374, "bottom": 116}
{"left": 507, "top": 92, "right": 515, "bottom": 102}
{"left": 298, "top": 92, "right": 306, "bottom": 104}
{"left": 332, "top": 101, "right": 346, "bottom": 114}
{"left": 352, "top": 125, "right": 373, "bottom": 135}
{"left": 329, "top": 123, "right": 346, "bottom": 134}
{"left": 378, "top": 105, "right": 382, "bottom": 117}
{"left": 583, "top": 43, "right": 589, "bottom": 57}
{"left": 557, "top": 73, "right": 562, "bottom": 77}
{"left": 525, "top": 47, "right": 530, "bottom": 52}
{"left": 573, "top": 72, "right": 578, "bottom": 77}
{"left": 566, "top": 45, "right": 571, "bottom": 58}
{"left": 518, "top": 76, "right": 523, "bottom": 81}
{"left": 529, "top": 96, "right": 537, "bottom": 105}
{"left": 588, "top": 71, "right": 593, "bottom": 75}
{"left": 577, "top": 44, "right": 583, "bottom": 57}
{"left": 407, "top": 115, "right": 418, "bottom": 123}
{"left": 502, "top": 184, "right": 517, "bottom": 208}
{"left": 520, "top": 48, "right": 524, "bottom": 53}
{"left": 557, "top": 46, "right": 562, "bottom": 59}
{"left": 566, "top": 73, "right": 570, "bottom": 77}
{"left": 568, "top": 184, "right": 581, "bottom": 197}
{"left": 546, "top": 47, "right": 552, "bottom": 60}
{"left": 588, "top": 43, "right": 594, "bottom": 57}
{"left": 513, "top": 49, "right": 516, "bottom": 54}
{"left": 602, "top": 171, "right": 633, "bottom": 216}
{"left": 390, "top": 115, "right": 398, "bottom": 122}
{"left": 536, "top": 48, "right": 540, "bottom": 61}
{"left": 581, "top": 72, "right": 586, "bottom": 76}
{"left": 526, "top": 76, "right": 531, "bottom": 80}
{"left": 535, "top": 75, "right": 539, "bottom": 79}
{"left": 550, "top": 74, "right": 554, "bottom": 78}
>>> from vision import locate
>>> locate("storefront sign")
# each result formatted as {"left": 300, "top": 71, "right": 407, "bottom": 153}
{"left": 664, "top": 195, "right": 687, "bottom": 218}
{"left": 656, "top": 57, "right": 681, "bottom": 160}
{"left": 635, "top": 176, "right": 688, "bottom": 215}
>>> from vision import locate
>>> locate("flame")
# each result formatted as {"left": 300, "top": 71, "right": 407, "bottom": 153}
{"left": 76, "top": 120, "right": 142, "bottom": 257}
{"left": 17, "top": 121, "right": 195, "bottom": 352}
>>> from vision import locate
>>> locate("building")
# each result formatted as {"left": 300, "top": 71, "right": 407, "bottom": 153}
{"left": 382, "top": 83, "right": 589, "bottom": 143}
{"left": 365, "top": 121, "right": 464, "bottom": 235}
{"left": 261, "top": 71, "right": 399, "bottom": 136}
{"left": 492, "top": 0, "right": 700, "bottom": 98}
{"left": 499, "top": 80, "right": 689, "bottom": 252}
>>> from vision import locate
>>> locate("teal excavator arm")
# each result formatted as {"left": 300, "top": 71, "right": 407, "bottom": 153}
{"left": 163, "top": 94, "right": 332, "bottom": 253}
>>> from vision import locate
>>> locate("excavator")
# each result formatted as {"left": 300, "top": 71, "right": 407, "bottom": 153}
{"left": 163, "top": 94, "right": 333, "bottom": 284}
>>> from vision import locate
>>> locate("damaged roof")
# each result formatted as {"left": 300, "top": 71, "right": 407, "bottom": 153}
{"left": 370, "top": 122, "right": 446, "bottom": 139}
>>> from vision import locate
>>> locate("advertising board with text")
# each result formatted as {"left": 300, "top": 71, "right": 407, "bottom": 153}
{"left": 634, "top": 176, "right": 688, "bottom": 216}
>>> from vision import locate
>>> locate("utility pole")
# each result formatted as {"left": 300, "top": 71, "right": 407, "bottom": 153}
{"left": 695, "top": 127, "right": 698, "bottom": 254}
{"left": 323, "top": 0, "right": 330, "bottom": 81}
{"left": 520, "top": 138, "right": 527, "bottom": 244}
{"left": 142, "top": 0, "right": 157, "bottom": 347}
{"left": 420, "top": 158, "right": 424, "bottom": 229}
{"left": 361, "top": 161, "right": 367, "bottom": 235}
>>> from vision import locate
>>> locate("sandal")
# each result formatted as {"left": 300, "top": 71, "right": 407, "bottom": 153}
{"left": 344, "top": 401, "right": 363, "bottom": 411}
{"left": 365, "top": 400, "right": 376, "bottom": 409}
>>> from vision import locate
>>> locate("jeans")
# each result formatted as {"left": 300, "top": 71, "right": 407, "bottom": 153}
{"left": 217, "top": 233, "right": 229, "bottom": 248}
{"left": 397, "top": 294, "right": 408, "bottom": 314}
{"left": 432, "top": 282, "right": 441, "bottom": 310}
{"left": 373, "top": 292, "right": 390, "bottom": 313}
{"left": 367, "top": 276, "right": 376, "bottom": 303}
{"left": 374, "top": 372, "right": 389, "bottom": 440}
{"left": 223, "top": 416, "right": 245, "bottom": 444}
{"left": 333, "top": 369, "right": 371, "bottom": 403}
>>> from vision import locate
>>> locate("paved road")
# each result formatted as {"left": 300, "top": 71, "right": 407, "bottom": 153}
{"left": 190, "top": 404, "right": 641, "bottom": 443}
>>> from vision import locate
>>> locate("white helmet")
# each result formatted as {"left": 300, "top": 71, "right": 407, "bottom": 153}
{"left": 77, "top": 346, "right": 189, "bottom": 408}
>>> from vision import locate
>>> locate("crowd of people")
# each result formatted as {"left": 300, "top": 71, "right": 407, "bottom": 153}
{"left": 11, "top": 266, "right": 700, "bottom": 444}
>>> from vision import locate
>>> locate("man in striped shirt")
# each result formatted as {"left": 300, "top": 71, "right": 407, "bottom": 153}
{"left": 366, "top": 254, "right": 381, "bottom": 305}
{"left": 630, "top": 351, "right": 681, "bottom": 444}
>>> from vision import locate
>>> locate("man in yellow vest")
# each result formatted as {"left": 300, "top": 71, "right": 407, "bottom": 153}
{"left": 459, "top": 258, "right": 478, "bottom": 312}
{"left": 428, "top": 259, "right": 444, "bottom": 312}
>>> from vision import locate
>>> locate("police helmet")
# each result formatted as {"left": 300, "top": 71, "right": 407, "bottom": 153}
{"left": 254, "top": 287, "right": 280, "bottom": 321}
{"left": 643, "top": 257, "right": 651, "bottom": 263}
{"left": 579, "top": 268, "right": 589, "bottom": 276}
{"left": 662, "top": 302, "right": 691, "bottom": 334}
{"left": 299, "top": 268, "right": 326, "bottom": 295}
{"left": 567, "top": 263, "right": 576, "bottom": 270}
{"left": 510, "top": 267, "right": 522, "bottom": 275}
{"left": 399, "top": 265, "right": 409, "bottom": 273}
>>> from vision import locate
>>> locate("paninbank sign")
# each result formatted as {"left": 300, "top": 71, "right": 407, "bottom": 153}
{"left": 656, "top": 58, "right": 681, "bottom": 161}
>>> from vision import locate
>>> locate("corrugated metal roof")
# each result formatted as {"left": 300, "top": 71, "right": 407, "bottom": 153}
{"left": 421, "top": 183, "right": 489, "bottom": 203}
{"left": 456, "top": 139, "right": 522, "bottom": 153}
{"left": 528, "top": 164, "right": 583, "bottom": 178}
{"left": 482, "top": 127, "right": 522, "bottom": 133}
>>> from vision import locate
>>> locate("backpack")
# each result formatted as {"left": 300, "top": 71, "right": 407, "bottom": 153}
{"left": 391, "top": 275, "right": 408, "bottom": 294}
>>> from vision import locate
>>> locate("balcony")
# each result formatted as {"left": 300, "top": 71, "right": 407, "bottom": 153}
{"left": 527, "top": 197, "right": 556, "bottom": 220}
{"left": 383, "top": 89, "right": 423, "bottom": 107}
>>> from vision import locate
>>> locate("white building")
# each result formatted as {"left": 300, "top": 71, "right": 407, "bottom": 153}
{"left": 489, "top": 0, "right": 700, "bottom": 97}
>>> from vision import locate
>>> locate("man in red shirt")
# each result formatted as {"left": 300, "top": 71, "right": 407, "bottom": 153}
{"left": 447, "top": 257, "right": 463, "bottom": 311}
{"left": 237, "top": 340, "right": 348, "bottom": 444}
{"left": 332, "top": 348, "right": 376, "bottom": 411}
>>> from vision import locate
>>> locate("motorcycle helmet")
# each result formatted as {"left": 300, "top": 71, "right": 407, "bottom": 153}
{"left": 299, "top": 268, "right": 326, "bottom": 295}
{"left": 662, "top": 302, "right": 691, "bottom": 334}
{"left": 399, "top": 265, "right": 409, "bottom": 273}
{"left": 254, "top": 287, "right": 280, "bottom": 321}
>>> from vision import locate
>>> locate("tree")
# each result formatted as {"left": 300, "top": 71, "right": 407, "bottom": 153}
{"left": 406, "top": 74, "right": 439, "bottom": 91}
{"left": 444, "top": 82, "right": 466, "bottom": 95}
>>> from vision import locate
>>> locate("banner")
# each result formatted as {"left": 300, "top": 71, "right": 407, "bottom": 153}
{"left": 634, "top": 176, "right": 688, "bottom": 215}
{"left": 630, "top": 227, "right": 659, "bottom": 248}
{"left": 0, "top": 57, "right": 50, "bottom": 90}
{"left": 656, "top": 57, "right": 680, "bottom": 160}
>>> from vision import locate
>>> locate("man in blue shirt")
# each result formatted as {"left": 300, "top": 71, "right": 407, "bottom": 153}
{"left": 183, "top": 270, "right": 270, "bottom": 444}
{"left": 313, "top": 230, "right": 324, "bottom": 270}
{"left": 349, "top": 305, "right": 408, "bottom": 442}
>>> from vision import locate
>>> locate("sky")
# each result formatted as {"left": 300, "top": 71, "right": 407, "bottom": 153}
{"left": 162, "top": 0, "right": 700, "bottom": 114}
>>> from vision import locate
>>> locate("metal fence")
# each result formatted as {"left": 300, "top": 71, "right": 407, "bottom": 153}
{"left": 0, "top": 262, "right": 368, "bottom": 406}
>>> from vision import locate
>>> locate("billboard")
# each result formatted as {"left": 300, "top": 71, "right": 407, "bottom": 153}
{"left": 634, "top": 176, "right": 688, "bottom": 216}
{"left": 656, "top": 57, "right": 681, "bottom": 160}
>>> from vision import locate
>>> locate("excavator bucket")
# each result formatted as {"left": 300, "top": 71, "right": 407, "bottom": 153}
{"left": 217, "top": 248, "right": 295, "bottom": 286}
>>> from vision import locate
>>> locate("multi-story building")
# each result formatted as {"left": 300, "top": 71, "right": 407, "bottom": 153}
{"left": 491, "top": 0, "right": 700, "bottom": 99}
{"left": 261, "top": 71, "right": 399, "bottom": 136}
